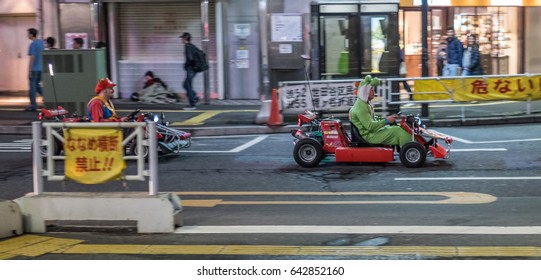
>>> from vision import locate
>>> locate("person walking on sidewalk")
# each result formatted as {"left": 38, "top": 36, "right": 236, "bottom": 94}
{"left": 462, "top": 34, "right": 484, "bottom": 76}
{"left": 443, "top": 27, "right": 463, "bottom": 77}
{"left": 180, "top": 32, "right": 200, "bottom": 110}
{"left": 87, "top": 78, "right": 128, "bottom": 122}
{"left": 25, "top": 28, "right": 44, "bottom": 111}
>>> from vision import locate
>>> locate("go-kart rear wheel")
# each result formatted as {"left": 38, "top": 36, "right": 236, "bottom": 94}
{"left": 293, "top": 138, "right": 324, "bottom": 168}
{"left": 399, "top": 142, "right": 427, "bottom": 168}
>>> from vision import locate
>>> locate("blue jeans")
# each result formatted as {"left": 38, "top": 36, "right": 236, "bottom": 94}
{"left": 443, "top": 64, "right": 460, "bottom": 77}
{"left": 461, "top": 68, "right": 470, "bottom": 76}
{"left": 183, "top": 70, "right": 198, "bottom": 106}
{"left": 29, "top": 71, "right": 42, "bottom": 109}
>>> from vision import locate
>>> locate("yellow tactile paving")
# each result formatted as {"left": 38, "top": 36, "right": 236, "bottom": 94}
{"left": 6, "top": 238, "right": 83, "bottom": 257}
{"left": 57, "top": 244, "right": 541, "bottom": 257}
{"left": 0, "top": 253, "right": 15, "bottom": 260}
{"left": 0, "top": 235, "right": 84, "bottom": 259}
{"left": 0, "top": 235, "right": 53, "bottom": 253}
{"left": 4, "top": 236, "right": 541, "bottom": 258}
{"left": 63, "top": 244, "right": 150, "bottom": 254}
{"left": 10, "top": 237, "right": 84, "bottom": 257}
{"left": 221, "top": 245, "right": 300, "bottom": 255}
{"left": 143, "top": 245, "right": 225, "bottom": 255}
{"left": 457, "top": 246, "right": 541, "bottom": 257}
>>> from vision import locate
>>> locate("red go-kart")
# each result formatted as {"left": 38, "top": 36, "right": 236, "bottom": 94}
{"left": 291, "top": 111, "right": 452, "bottom": 168}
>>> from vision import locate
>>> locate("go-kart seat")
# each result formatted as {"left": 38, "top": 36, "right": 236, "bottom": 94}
{"left": 350, "top": 123, "right": 379, "bottom": 147}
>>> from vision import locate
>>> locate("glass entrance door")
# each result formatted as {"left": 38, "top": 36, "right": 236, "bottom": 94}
{"left": 360, "top": 15, "right": 390, "bottom": 74}
{"left": 317, "top": 9, "right": 399, "bottom": 79}
{"left": 319, "top": 15, "right": 360, "bottom": 79}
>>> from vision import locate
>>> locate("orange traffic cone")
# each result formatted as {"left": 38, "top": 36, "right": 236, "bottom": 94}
{"left": 267, "top": 88, "right": 283, "bottom": 126}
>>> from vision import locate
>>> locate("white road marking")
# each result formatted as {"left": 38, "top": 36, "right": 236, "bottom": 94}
{"left": 471, "top": 138, "right": 541, "bottom": 144}
{"left": 431, "top": 130, "right": 541, "bottom": 144}
{"left": 395, "top": 177, "right": 541, "bottom": 181}
{"left": 192, "top": 135, "right": 263, "bottom": 139}
{"left": 450, "top": 148, "right": 507, "bottom": 152}
{"left": 175, "top": 225, "right": 541, "bottom": 235}
{"left": 0, "top": 141, "right": 32, "bottom": 152}
{"left": 183, "top": 135, "right": 269, "bottom": 153}
{"left": 229, "top": 135, "right": 268, "bottom": 152}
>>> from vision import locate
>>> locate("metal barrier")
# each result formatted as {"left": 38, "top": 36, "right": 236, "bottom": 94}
{"left": 278, "top": 73, "right": 541, "bottom": 118}
{"left": 380, "top": 74, "right": 540, "bottom": 116}
{"left": 32, "top": 121, "right": 159, "bottom": 195}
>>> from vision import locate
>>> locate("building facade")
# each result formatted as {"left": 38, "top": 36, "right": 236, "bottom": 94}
{"left": 1, "top": 0, "right": 540, "bottom": 100}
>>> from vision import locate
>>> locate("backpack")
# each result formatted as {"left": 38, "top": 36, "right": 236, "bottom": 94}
{"left": 192, "top": 45, "right": 209, "bottom": 73}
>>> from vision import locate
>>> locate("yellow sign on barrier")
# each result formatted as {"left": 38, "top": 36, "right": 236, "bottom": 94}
{"left": 64, "top": 128, "right": 126, "bottom": 184}
{"left": 414, "top": 75, "right": 541, "bottom": 102}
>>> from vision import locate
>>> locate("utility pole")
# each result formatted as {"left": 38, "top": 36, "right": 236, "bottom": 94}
{"left": 421, "top": 0, "right": 429, "bottom": 117}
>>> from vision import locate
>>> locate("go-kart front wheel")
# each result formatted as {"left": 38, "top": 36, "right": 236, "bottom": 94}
{"left": 399, "top": 142, "right": 427, "bottom": 168}
{"left": 293, "top": 138, "right": 324, "bottom": 168}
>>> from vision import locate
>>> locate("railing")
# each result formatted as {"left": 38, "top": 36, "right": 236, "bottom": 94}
{"left": 278, "top": 73, "right": 541, "bottom": 118}
{"left": 32, "top": 121, "right": 159, "bottom": 196}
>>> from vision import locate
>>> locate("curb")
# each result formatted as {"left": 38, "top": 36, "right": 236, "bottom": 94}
{"left": 0, "top": 115, "right": 539, "bottom": 136}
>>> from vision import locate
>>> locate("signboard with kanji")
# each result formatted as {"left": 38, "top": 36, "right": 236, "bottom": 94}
{"left": 280, "top": 82, "right": 357, "bottom": 113}
{"left": 414, "top": 76, "right": 541, "bottom": 102}
{"left": 64, "top": 128, "right": 126, "bottom": 184}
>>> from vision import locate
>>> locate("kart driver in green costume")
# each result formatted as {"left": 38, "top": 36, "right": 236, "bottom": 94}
{"left": 349, "top": 75, "right": 411, "bottom": 147}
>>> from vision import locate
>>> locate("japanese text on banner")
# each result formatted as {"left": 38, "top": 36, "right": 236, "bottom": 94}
{"left": 280, "top": 82, "right": 357, "bottom": 114}
{"left": 414, "top": 75, "right": 541, "bottom": 102}
{"left": 64, "top": 128, "right": 126, "bottom": 184}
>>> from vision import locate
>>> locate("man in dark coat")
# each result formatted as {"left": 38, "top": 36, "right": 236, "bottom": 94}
{"left": 443, "top": 27, "right": 463, "bottom": 77}
{"left": 180, "top": 32, "right": 200, "bottom": 110}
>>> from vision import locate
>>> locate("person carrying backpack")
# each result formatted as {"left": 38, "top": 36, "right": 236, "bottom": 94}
{"left": 180, "top": 32, "right": 203, "bottom": 110}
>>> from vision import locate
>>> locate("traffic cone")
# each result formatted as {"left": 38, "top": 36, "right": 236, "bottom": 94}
{"left": 267, "top": 88, "right": 283, "bottom": 126}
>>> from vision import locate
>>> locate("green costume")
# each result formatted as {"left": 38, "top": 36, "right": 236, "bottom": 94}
{"left": 349, "top": 76, "right": 411, "bottom": 147}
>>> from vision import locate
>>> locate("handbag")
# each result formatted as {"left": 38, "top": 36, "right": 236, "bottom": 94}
{"left": 399, "top": 61, "right": 407, "bottom": 75}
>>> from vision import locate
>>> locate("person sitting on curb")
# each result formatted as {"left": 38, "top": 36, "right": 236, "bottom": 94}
{"left": 131, "top": 71, "right": 181, "bottom": 104}
{"left": 349, "top": 75, "right": 411, "bottom": 147}
{"left": 87, "top": 78, "right": 128, "bottom": 122}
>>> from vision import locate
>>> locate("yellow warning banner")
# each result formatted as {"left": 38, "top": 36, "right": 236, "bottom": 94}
{"left": 64, "top": 128, "right": 126, "bottom": 184}
{"left": 414, "top": 75, "right": 541, "bottom": 102}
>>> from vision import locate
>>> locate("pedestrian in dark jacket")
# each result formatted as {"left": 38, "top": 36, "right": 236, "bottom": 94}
{"left": 443, "top": 27, "right": 463, "bottom": 77}
{"left": 462, "top": 35, "right": 483, "bottom": 76}
{"left": 180, "top": 32, "right": 200, "bottom": 110}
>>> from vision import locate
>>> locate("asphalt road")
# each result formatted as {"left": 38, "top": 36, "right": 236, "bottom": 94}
{"left": 1, "top": 123, "right": 541, "bottom": 259}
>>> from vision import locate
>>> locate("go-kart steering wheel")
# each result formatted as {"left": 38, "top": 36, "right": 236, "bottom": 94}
{"left": 125, "top": 109, "right": 141, "bottom": 120}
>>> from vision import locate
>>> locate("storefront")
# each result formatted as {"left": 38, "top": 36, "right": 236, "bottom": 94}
{"left": 310, "top": 2, "right": 401, "bottom": 80}
{"left": 399, "top": 0, "right": 541, "bottom": 77}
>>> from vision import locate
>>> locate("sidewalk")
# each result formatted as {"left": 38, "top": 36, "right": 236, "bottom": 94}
{"left": 1, "top": 91, "right": 541, "bottom": 136}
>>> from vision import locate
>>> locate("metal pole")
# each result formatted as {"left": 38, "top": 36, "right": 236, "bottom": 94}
{"left": 147, "top": 122, "right": 159, "bottom": 196}
{"left": 526, "top": 96, "right": 532, "bottom": 115}
{"left": 108, "top": 3, "right": 120, "bottom": 98}
{"left": 37, "top": 0, "right": 44, "bottom": 39}
{"left": 201, "top": 0, "right": 210, "bottom": 104}
{"left": 421, "top": 0, "right": 429, "bottom": 117}
{"left": 259, "top": 0, "right": 271, "bottom": 100}
{"left": 32, "top": 122, "right": 43, "bottom": 195}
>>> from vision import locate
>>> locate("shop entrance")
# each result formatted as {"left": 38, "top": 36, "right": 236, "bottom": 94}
{"left": 311, "top": 3, "right": 400, "bottom": 80}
